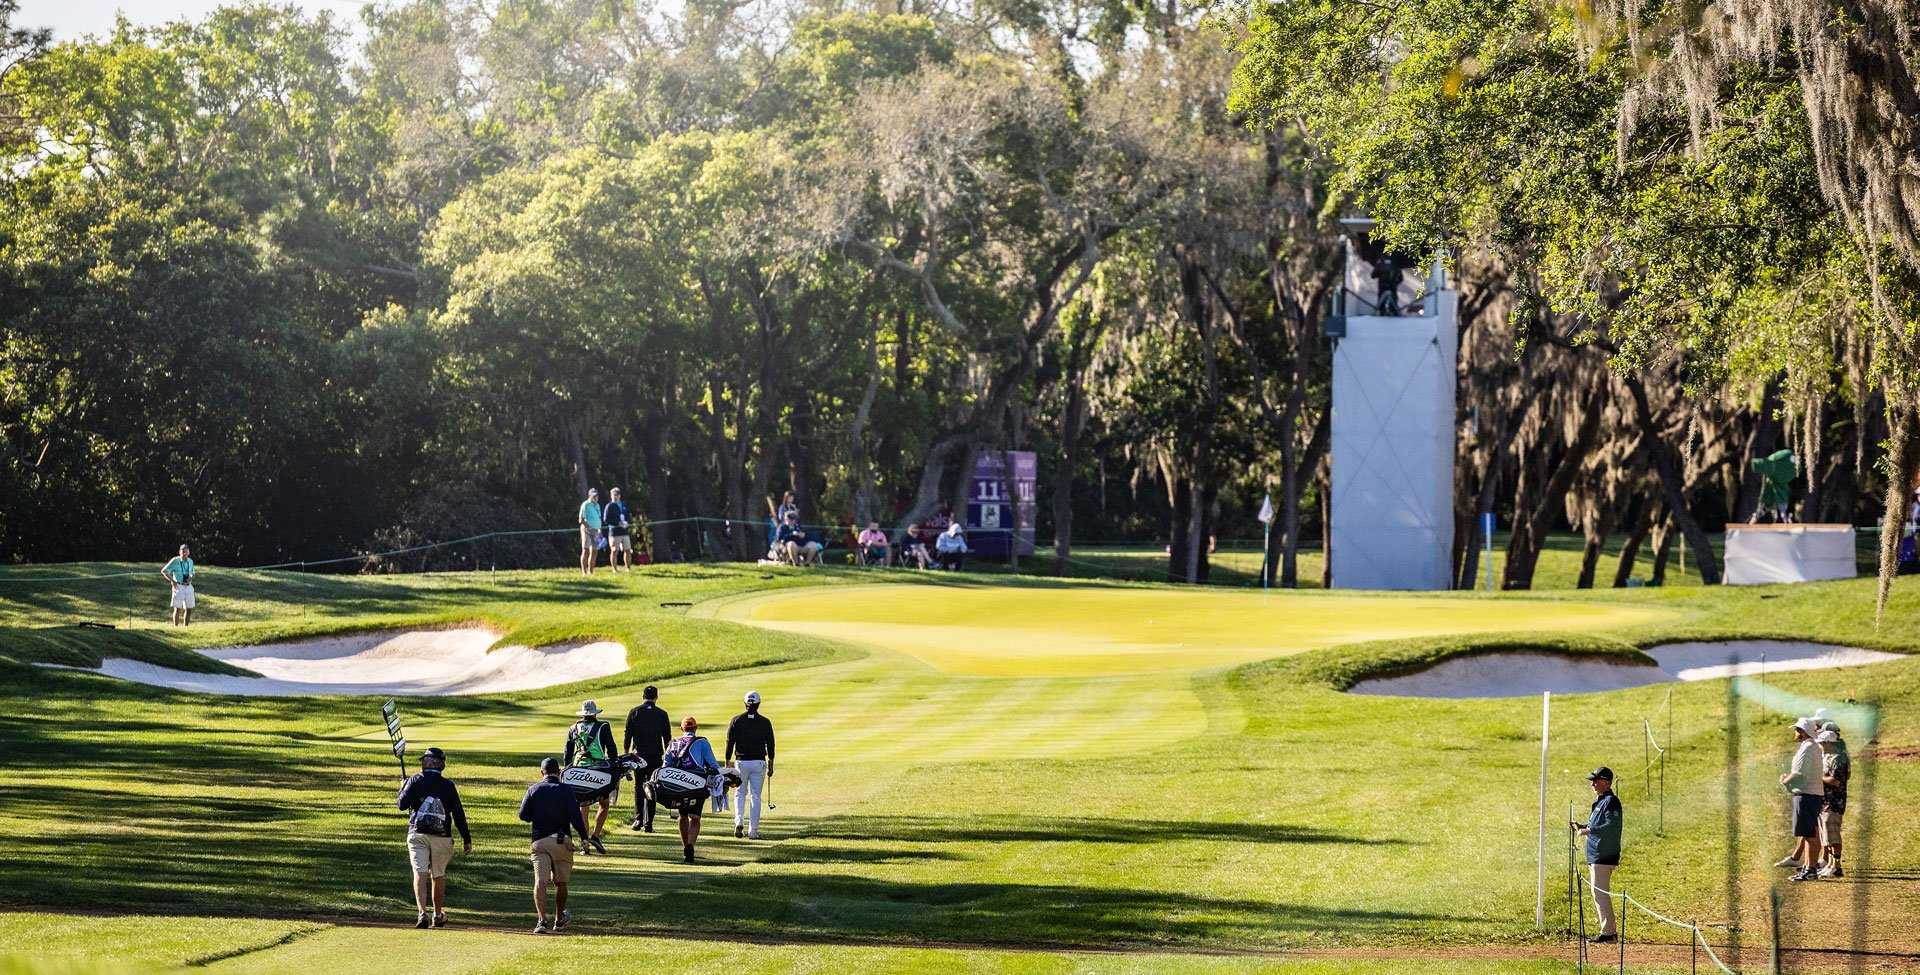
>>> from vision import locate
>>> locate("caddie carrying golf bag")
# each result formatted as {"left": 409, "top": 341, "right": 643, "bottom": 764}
{"left": 650, "top": 734, "right": 715, "bottom": 809}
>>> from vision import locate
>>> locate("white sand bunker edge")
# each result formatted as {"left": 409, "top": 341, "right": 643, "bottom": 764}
{"left": 1349, "top": 640, "right": 1905, "bottom": 699}
{"left": 48, "top": 628, "right": 629, "bottom": 696}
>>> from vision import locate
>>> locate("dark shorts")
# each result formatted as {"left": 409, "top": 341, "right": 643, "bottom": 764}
{"left": 1792, "top": 793, "right": 1823, "bottom": 838}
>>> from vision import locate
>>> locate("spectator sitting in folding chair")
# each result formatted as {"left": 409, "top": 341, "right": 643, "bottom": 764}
{"left": 778, "top": 513, "right": 822, "bottom": 566}
{"left": 902, "top": 522, "right": 935, "bottom": 569}
{"left": 857, "top": 522, "right": 891, "bottom": 567}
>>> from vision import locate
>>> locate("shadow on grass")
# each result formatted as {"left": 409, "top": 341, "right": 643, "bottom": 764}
{"left": 641, "top": 871, "right": 1465, "bottom": 945}
{"left": 804, "top": 814, "right": 1407, "bottom": 847}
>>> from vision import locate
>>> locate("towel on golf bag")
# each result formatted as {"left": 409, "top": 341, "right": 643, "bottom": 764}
{"left": 709, "top": 767, "right": 744, "bottom": 812}
{"left": 561, "top": 764, "right": 618, "bottom": 803}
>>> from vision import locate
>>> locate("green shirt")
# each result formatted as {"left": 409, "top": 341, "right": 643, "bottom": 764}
{"left": 163, "top": 556, "right": 194, "bottom": 584}
{"left": 578, "top": 500, "right": 602, "bottom": 529}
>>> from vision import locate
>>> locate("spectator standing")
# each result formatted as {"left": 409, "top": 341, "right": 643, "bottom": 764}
{"left": 396, "top": 747, "right": 472, "bottom": 929}
{"left": 1780, "top": 717, "right": 1826, "bottom": 881}
{"left": 623, "top": 686, "right": 672, "bottom": 832}
{"left": 725, "top": 690, "right": 776, "bottom": 840}
{"left": 1571, "top": 767, "right": 1623, "bottom": 944}
{"left": 603, "top": 488, "right": 634, "bottom": 572}
{"left": 1817, "top": 726, "right": 1850, "bottom": 877}
{"left": 578, "top": 489, "right": 604, "bottom": 576}
{"left": 160, "top": 544, "right": 196, "bottom": 626}
{"left": 518, "top": 757, "right": 590, "bottom": 934}
{"left": 857, "top": 521, "right": 891, "bottom": 566}
{"left": 935, "top": 522, "right": 969, "bottom": 570}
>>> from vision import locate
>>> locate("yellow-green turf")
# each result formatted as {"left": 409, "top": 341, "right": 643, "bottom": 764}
{"left": 703, "top": 584, "right": 1675, "bottom": 676}
{"left": 1, "top": 563, "right": 1917, "bottom": 973}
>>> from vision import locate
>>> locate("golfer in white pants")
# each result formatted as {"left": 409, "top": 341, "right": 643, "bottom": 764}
{"left": 726, "top": 690, "right": 776, "bottom": 839}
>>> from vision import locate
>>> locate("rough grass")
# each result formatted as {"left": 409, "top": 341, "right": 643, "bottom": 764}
{"left": 0, "top": 564, "right": 1915, "bottom": 972}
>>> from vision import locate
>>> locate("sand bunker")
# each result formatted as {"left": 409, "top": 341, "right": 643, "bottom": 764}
{"left": 51, "top": 628, "right": 628, "bottom": 696}
{"left": 1349, "top": 640, "right": 1905, "bottom": 699}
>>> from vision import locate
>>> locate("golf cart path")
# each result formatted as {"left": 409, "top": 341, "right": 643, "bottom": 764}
{"left": 1349, "top": 640, "right": 1905, "bottom": 698}
{"left": 4, "top": 908, "right": 1912, "bottom": 971}
{"left": 42, "top": 627, "right": 629, "bottom": 695}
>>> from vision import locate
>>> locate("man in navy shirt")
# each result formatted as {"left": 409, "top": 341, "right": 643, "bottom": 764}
{"left": 519, "top": 757, "right": 591, "bottom": 934}
{"left": 604, "top": 487, "right": 634, "bottom": 572}
{"left": 1571, "top": 766, "right": 1624, "bottom": 944}
{"left": 396, "top": 747, "right": 472, "bottom": 929}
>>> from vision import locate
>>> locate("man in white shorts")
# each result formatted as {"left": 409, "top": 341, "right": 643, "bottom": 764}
{"left": 603, "top": 487, "right": 634, "bottom": 571}
{"left": 160, "top": 544, "right": 195, "bottom": 626}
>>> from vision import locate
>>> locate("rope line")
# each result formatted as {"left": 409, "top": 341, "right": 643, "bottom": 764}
{"left": 1572, "top": 869, "right": 1740, "bottom": 974}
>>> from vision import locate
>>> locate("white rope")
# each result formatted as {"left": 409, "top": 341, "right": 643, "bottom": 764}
{"left": 1571, "top": 870, "right": 1742, "bottom": 973}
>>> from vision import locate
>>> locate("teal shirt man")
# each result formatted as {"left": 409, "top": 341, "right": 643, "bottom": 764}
{"left": 578, "top": 498, "right": 603, "bottom": 530}
{"left": 162, "top": 554, "right": 194, "bottom": 584}
{"left": 161, "top": 544, "right": 196, "bottom": 626}
{"left": 577, "top": 489, "right": 603, "bottom": 575}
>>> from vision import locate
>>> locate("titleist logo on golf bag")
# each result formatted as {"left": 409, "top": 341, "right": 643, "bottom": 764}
{"left": 561, "top": 767, "right": 613, "bottom": 791}
{"left": 654, "top": 767, "right": 706, "bottom": 793}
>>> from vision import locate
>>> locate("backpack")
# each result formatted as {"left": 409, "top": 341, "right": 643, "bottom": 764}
{"left": 663, "top": 734, "right": 710, "bottom": 772}
{"left": 412, "top": 793, "right": 450, "bottom": 836}
{"left": 571, "top": 720, "right": 611, "bottom": 766}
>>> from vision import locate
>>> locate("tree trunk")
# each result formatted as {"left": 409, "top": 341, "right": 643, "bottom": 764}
{"left": 1319, "top": 463, "right": 1333, "bottom": 588}
{"left": 1649, "top": 516, "right": 1674, "bottom": 586}
{"left": 1168, "top": 476, "right": 1192, "bottom": 582}
{"left": 1733, "top": 378, "right": 1783, "bottom": 523}
{"left": 1611, "top": 494, "right": 1654, "bottom": 588}
{"left": 1505, "top": 385, "right": 1608, "bottom": 589}
{"left": 1624, "top": 374, "right": 1721, "bottom": 584}
{"left": 1457, "top": 450, "right": 1505, "bottom": 590}
{"left": 641, "top": 410, "right": 674, "bottom": 561}
{"left": 1280, "top": 410, "right": 1330, "bottom": 587}
{"left": 1876, "top": 402, "right": 1918, "bottom": 622}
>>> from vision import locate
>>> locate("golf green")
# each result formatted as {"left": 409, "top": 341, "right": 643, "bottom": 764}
{"left": 701, "top": 583, "right": 1678, "bottom": 676}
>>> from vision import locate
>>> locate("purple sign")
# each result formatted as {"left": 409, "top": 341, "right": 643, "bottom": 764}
{"left": 966, "top": 451, "right": 1037, "bottom": 557}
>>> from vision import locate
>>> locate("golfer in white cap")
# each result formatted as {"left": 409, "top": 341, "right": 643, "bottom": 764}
{"left": 725, "top": 690, "right": 775, "bottom": 839}
{"left": 565, "top": 700, "right": 618, "bottom": 854}
{"left": 1779, "top": 716, "right": 1826, "bottom": 881}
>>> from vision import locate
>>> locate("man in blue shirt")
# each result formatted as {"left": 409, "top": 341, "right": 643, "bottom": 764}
{"left": 519, "top": 757, "right": 591, "bottom": 934}
{"left": 396, "top": 747, "right": 472, "bottom": 929}
{"left": 603, "top": 487, "right": 634, "bottom": 572}
{"left": 1570, "top": 766, "right": 1623, "bottom": 944}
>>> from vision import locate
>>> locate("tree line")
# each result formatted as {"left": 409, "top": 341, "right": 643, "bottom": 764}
{"left": 2, "top": 0, "right": 1915, "bottom": 594}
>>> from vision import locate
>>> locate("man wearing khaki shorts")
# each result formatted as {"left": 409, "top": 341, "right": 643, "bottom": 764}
{"left": 396, "top": 747, "right": 472, "bottom": 929}
{"left": 518, "top": 757, "right": 590, "bottom": 934}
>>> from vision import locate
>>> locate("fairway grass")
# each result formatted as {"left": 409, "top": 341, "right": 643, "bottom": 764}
{"left": 1, "top": 565, "right": 1917, "bottom": 972}
{"left": 704, "top": 584, "right": 1677, "bottom": 675}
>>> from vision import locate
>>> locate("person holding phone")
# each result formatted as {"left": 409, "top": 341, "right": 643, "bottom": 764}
{"left": 1570, "top": 767, "right": 1623, "bottom": 944}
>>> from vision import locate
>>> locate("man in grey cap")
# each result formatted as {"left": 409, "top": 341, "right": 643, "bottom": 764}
{"left": 1780, "top": 716, "right": 1826, "bottom": 881}
{"left": 1570, "top": 767, "right": 1623, "bottom": 944}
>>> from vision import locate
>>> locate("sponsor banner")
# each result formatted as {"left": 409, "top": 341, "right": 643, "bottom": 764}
{"left": 966, "top": 450, "right": 1037, "bottom": 557}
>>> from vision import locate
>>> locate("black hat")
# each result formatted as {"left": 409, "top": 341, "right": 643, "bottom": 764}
{"left": 1586, "top": 766, "right": 1614, "bottom": 781}
{"left": 643, "top": 685, "right": 658, "bottom": 700}
{"left": 540, "top": 757, "right": 560, "bottom": 774}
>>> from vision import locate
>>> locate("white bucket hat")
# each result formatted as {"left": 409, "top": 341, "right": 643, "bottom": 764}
{"left": 578, "top": 700, "right": 603, "bottom": 717}
{"left": 1792, "top": 716, "right": 1819, "bottom": 737}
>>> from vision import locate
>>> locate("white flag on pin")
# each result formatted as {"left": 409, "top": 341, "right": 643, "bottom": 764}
{"left": 1256, "top": 493, "right": 1275, "bottom": 525}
